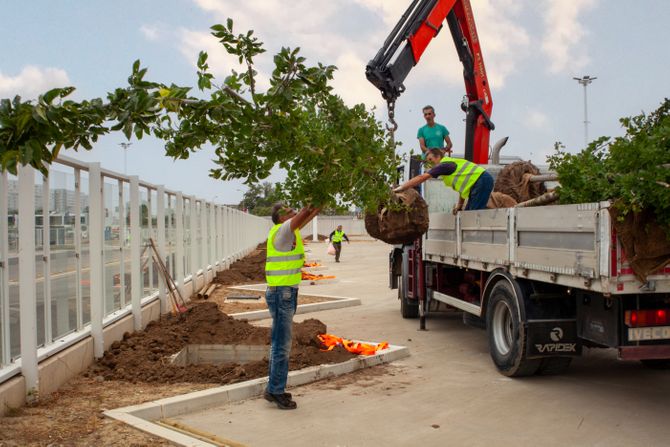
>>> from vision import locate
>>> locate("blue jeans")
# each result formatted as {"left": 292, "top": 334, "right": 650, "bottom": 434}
{"left": 265, "top": 286, "right": 298, "bottom": 394}
{"left": 465, "top": 171, "right": 494, "bottom": 210}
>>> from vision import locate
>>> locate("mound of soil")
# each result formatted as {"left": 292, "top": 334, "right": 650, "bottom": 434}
{"left": 494, "top": 161, "right": 547, "bottom": 203}
{"left": 365, "top": 189, "right": 429, "bottom": 244}
{"left": 88, "top": 302, "right": 355, "bottom": 384}
{"left": 213, "top": 244, "right": 267, "bottom": 285}
{"left": 487, "top": 191, "right": 517, "bottom": 208}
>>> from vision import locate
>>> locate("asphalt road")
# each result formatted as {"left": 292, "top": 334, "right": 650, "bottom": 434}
{"left": 173, "top": 240, "right": 670, "bottom": 447}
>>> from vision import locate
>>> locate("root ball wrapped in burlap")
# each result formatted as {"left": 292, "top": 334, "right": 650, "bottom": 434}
{"left": 365, "top": 189, "right": 429, "bottom": 244}
{"left": 487, "top": 191, "right": 517, "bottom": 209}
{"left": 494, "top": 161, "right": 547, "bottom": 203}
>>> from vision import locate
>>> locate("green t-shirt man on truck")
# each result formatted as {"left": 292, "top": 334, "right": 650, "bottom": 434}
{"left": 417, "top": 105, "right": 453, "bottom": 157}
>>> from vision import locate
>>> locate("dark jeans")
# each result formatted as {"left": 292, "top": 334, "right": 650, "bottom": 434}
{"left": 465, "top": 171, "right": 494, "bottom": 210}
{"left": 333, "top": 241, "right": 342, "bottom": 261}
{"left": 265, "top": 286, "right": 298, "bottom": 394}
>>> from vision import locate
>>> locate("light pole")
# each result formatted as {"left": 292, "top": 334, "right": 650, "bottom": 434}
{"left": 119, "top": 142, "right": 132, "bottom": 175}
{"left": 573, "top": 75, "right": 597, "bottom": 146}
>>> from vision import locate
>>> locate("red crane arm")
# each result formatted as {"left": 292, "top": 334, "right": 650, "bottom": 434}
{"left": 366, "top": 0, "right": 494, "bottom": 164}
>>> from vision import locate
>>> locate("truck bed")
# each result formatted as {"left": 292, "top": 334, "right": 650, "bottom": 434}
{"left": 422, "top": 179, "right": 670, "bottom": 295}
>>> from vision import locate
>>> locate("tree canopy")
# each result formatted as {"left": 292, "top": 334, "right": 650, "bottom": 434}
{"left": 548, "top": 98, "right": 670, "bottom": 230}
{"left": 0, "top": 20, "right": 398, "bottom": 212}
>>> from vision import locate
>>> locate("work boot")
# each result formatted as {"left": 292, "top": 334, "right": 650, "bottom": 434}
{"left": 264, "top": 391, "right": 297, "bottom": 410}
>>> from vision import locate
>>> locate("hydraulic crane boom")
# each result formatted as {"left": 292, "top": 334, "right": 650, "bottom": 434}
{"left": 366, "top": 0, "right": 494, "bottom": 164}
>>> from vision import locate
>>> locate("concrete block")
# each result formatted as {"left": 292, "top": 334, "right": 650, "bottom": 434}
{"left": 0, "top": 376, "right": 25, "bottom": 416}
{"left": 38, "top": 338, "right": 94, "bottom": 396}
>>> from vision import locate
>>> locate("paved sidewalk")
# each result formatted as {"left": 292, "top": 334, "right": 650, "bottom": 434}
{"left": 171, "top": 241, "right": 670, "bottom": 447}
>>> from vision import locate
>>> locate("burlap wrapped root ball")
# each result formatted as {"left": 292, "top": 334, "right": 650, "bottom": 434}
{"left": 494, "top": 161, "right": 547, "bottom": 203}
{"left": 365, "top": 188, "right": 429, "bottom": 244}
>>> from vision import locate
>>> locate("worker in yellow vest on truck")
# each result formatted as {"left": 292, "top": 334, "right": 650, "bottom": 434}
{"left": 393, "top": 148, "right": 493, "bottom": 214}
{"left": 264, "top": 202, "right": 319, "bottom": 410}
{"left": 328, "top": 225, "right": 350, "bottom": 263}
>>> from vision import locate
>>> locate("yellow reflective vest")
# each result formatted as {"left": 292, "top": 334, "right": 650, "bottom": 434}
{"left": 265, "top": 224, "right": 304, "bottom": 286}
{"left": 439, "top": 157, "right": 485, "bottom": 199}
{"left": 331, "top": 230, "right": 344, "bottom": 243}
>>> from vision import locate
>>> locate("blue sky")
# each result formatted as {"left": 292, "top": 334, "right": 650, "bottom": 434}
{"left": 2, "top": 0, "right": 669, "bottom": 204}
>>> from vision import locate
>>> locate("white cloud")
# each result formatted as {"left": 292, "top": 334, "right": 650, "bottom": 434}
{"left": 186, "top": 0, "right": 530, "bottom": 111}
{"left": 526, "top": 109, "right": 549, "bottom": 129}
{"left": 541, "top": 0, "right": 599, "bottom": 74}
{"left": 140, "top": 24, "right": 162, "bottom": 41}
{"left": 178, "top": 28, "right": 271, "bottom": 91}
{"left": 0, "top": 66, "right": 70, "bottom": 100}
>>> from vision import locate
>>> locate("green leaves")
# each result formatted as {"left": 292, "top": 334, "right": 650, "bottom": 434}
{"left": 0, "top": 19, "right": 397, "bottom": 212}
{"left": 549, "top": 98, "right": 670, "bottom": 232}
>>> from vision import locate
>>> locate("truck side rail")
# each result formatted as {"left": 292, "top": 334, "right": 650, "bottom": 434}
{"left": 424, "top": 198, "right": 670, "bottom": 294}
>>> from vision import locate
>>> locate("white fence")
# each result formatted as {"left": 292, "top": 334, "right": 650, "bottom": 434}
{"left": 314, "top": 216, "right": 367, "bottom": 237}
{"left": 0, "top": 155, "right": 271, "bottom": 397}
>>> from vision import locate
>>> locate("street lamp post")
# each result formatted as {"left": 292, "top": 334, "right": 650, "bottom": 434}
{"left": 119, "top": 142, "right": 132, "bottom": 175}
{"left": 573, "top": 75, "right": 597, "bottom": 146}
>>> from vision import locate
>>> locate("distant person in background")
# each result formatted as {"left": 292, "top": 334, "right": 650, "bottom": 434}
{"left": 264, "top": 202, "right": 319, "bottom": 409}
{"left": 328, "top": 225, "right": 350, "bottom": 263}
{"left": 417, "top": 105, "right": 453, "bottom": 158}
{"left": 394, "top": 148, "right": 493, "bottom": 214}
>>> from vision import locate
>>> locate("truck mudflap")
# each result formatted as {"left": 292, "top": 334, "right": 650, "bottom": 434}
{"left": 525, "top": 320, "right": 582, "bottom": 358}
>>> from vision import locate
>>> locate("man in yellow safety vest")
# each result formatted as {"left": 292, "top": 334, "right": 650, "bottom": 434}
{"left": 264, "top": 202, "right": 319, "bottom": 410}
{"left": 328, "top": 225, "right": 350, "bottom": 263}
{"left": 394, "top": 148, "right": 493, "bottom": 214}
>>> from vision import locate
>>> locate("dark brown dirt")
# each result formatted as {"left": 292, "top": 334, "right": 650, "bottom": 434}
{"left": 366, "top": 189, "right": 429, "bottom": 244}
{"left": 494, "top": 161, "right": 547, "bottom": 203}
{"left": 212, "top": 243, "right": 267, "bottom": 285}
{"left": 0, "top": 244, "right": 359, "bottom": 446}
{"left": 88, "top": 302, "right": 355, "bottom": 384}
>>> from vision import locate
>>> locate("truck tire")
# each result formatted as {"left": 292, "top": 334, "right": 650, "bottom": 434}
{"left": 486, "top": 281, "right": 541, "bottom": 377}
{"left": 537, "top": 357, "right": 572, "bottom": 375}
{"left": 399, "top": 282, "right": 419, "bottom": 319}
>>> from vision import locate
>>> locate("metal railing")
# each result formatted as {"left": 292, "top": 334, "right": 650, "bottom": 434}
{"left": 0, "top": 155, "right": 271, "bottom": 394}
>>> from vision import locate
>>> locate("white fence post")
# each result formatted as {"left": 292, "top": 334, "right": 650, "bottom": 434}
{"left": 41, "top": 172, "right": 52, "bottom": 345}
{"left": 88, "top": 163, "right": 104, "bottom": 359}
{"left": 312, "top": 215, "right": 318, "bottom": 242}
{"left": 129, "top": 176, "right": 141, "bottom": 331}
{"left": 209, "top": 202, "right": 216, "bottom": 273}
{"left": 201, "top": 202, "right": 208, "bottom": 284}
{"left": 175, "top": 193, "right": 184, "bottom": 299}
{"left": 74, "top": 169, "right": 83, "bottom": 330}
{"left": 156, "top": 186, "right": 166, "bottom": 314}
{"left": 190, "top": 198, "right": 198, "bottom": 296}
{"left": 0, "top": 171, "right": 9, "bottom": 365}
{"left": 18, "top": 165, "right": 38, "bottom": 398}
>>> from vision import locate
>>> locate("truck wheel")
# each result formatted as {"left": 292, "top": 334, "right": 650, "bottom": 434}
{"left": 537, "top": 357, "right": 572, "bottom": 375}
{"left": 399, "top": 284, "right": 419, "bottom": 319}
{"left": 486, "top": 281, "right": 540, "bottom": 377}
{"left": 640, "top": 359, "right": 670, "bottom": 370}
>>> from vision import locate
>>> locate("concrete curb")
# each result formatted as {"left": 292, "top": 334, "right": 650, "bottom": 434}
{"left": 226, "top": 285, "right": 361, "bottom": 321}
{"left": 105, "top": 343, "right": 409, "bottom": 446}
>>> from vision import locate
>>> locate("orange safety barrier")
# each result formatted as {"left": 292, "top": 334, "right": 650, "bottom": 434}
{"left": 301, "top": 271, "right": 336, "bottom": 280}
{"left": 317, "top": 333, "right": 389, "bottom": 356}
{"left": 303, "top": 261, "right": 322, "bottom": 267}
